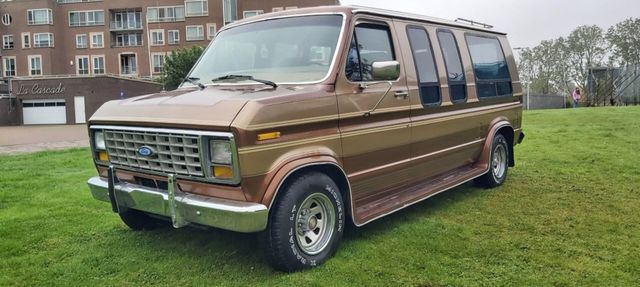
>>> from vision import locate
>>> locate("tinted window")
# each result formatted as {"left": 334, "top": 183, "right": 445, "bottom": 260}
{"left": 346, "top": 24, "right": 395, "bottom": 81}
{"left": 437, "top": 31, "right": 466, "bottom": 102}
{"left": 407, "top": 27, "right": 440, "bottom": 105}
{"left": 466, "top": 35, "right": 512, "bottom": 98}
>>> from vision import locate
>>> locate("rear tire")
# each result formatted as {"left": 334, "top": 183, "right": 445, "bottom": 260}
{"left": 261, "top": 172, "right": 345, "bottom": 272}
{"left": 118, "top": 209, "right": 166, "bottom": 230}
{"left": 475, "top": 133, "right": 509, "bottom": 188}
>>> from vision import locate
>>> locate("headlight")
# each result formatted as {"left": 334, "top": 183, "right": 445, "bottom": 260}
{"left": 94, "top": 131, "right": 106, "bottom": 150}
{"left": 210, "top": 140, "right": 232, "bottom": 165}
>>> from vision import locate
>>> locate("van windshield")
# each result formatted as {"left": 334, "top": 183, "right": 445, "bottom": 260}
{"left": 182, "top": 15, "right": 343, "bottom": 88}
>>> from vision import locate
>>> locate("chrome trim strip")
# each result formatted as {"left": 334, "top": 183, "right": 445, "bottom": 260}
{"left": 90, "top": 125, "right": 233, "bottom": 138}
{"left": 353, "top": 167, "right": 487, "bottom": 227}
{"left": 87, "top": 176, "right": 268, "bottom": 233}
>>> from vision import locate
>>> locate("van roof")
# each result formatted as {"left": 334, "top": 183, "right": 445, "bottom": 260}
{"left": 223, "top": 5, "right": 506, "bottom": 36}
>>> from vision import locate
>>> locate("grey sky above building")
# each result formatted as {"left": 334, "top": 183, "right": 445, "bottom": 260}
{"left": 342, "top": 0, "right": 640, "bottom": 49}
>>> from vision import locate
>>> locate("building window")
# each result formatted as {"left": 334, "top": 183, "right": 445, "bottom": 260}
{"left": 111, "top": 10, "right": 142, "bottom": 30}
{"left": 222, "top": 0, "right": 236, "bottom": 25}
{"left": 27, "top": 9, "right": 53, "bottom": 25}
{"left": 3, "top": 35, "right": 14, "bottom": 49}
{"left": 33, "top": 33, "right": 54, "bottom": 48}
{"left": 1, "top": 14, "right": 12, "bottom": 26}
{"left": 90, "top": 32, "right": 104, "bottom": 48}
{"left": 22, "top": 32, "right": 30, "bottom": 48}
{"left": 152, "top": 53, "right": 166, "bottom": 74}
{"left": 150, "top": 29, "right": 164, "bottom": 46}
{"left": 168, "top": 30, "right": 180, "bottom": 45}
{"left": 76, "top": 56, "right": 90, "bottom": 75}
{"left": 206, "top": 23, "right": 216, "bottom": 40}
{"left": 186, "top": 25, "right": 204, "bottom": 41}
{"left": 243, "top": 10, "right": 263, "bottom": 19}
{"left": 120, "top": 53, "right": 137, "bottom": 75}
{"left": 92, "top": 55, "right": 105, "bottom": 74}
{"left": 69, "top": 10, "right": 105, "bottom": 27}
{"left": 148, "top": 6, "right": 185, "bottom": 23}
{"left": 185, "top": 0, "right": 208, "bottom": 17}
{"left": 76, "top": 34, "right": 87, "bottom": 48}
{"left": 113, "top": 32, "right": 143, "bottom": 47}
{"left": 3, "top": 57, "right": 16, "bottom": 77}
{"left": 28, "top": 55, "right": 42, "bottom": 76}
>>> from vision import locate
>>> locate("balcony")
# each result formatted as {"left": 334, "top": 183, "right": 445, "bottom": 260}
{"left": 109, "top": 21, "right": 143, "bottom": 31}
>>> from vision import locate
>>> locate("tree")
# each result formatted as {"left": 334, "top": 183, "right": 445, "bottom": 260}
{"left": 161, "top": 45, "right": 205, "bottom": 90}
{"left": 565, "top": 25, "right": 608, "bottom": 93}
{"left": 606, "top": 18, "right": 640, "bottom": 65}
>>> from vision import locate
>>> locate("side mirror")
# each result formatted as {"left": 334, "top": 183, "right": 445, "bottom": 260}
{"left": 371, "top": 61, "right": 400, "bottom": 81}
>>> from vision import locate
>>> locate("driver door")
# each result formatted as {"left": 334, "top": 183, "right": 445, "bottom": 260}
{"left": 336, "top": 18, "right": 412, "bottom": 209}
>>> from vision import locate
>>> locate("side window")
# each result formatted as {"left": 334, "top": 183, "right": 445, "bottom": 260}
{"left": 407, "top": 26, "right": 440, "bottom": 106}
{"left": 466, "top": 35, "right": 512, "bottom": 98}
{"left": 346, "top": 23, "right": 395, "bottom": 82}
{"left": 437, "top": 30, "right": 467, "bottom": 102}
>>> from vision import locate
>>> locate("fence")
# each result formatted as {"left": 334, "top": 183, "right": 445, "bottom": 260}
{"left": 525, "top": 94, "right": 566, "bottom": 110}
{"left": 587, "top": 64, "right": 640, "bottom": 106}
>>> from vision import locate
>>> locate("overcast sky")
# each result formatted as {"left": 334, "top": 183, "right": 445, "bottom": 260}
{"left": 341, "top": 0, "right": 640, "bottom": 49}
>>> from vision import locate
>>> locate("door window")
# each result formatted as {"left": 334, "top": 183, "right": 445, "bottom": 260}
{"left": 437, "top": 30, "right": 467, "bottom": 102}
{"left": 346, "top": 23, "right": 395, "bottom": 82}
{"left": 407, "top": 27, "right": 440, "bottom": 106}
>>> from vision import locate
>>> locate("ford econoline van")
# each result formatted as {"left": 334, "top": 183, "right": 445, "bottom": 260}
{"left": 87, "top": 5, "right": 524, "bottom": 271}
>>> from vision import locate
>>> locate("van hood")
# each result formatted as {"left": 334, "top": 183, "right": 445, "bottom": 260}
{"left": 90, "top": 86, "right": 265, "bottom": 130}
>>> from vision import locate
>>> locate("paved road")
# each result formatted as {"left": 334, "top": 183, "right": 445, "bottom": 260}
{"left": 0, "top": 125, "right": 89, "bottom": 154}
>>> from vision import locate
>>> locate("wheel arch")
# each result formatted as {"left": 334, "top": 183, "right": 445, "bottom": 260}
{"left": 264, "top": 159, "right": 354, "bottom": 223}
{"left": 476, "top": 119, "right": 515, "bottom": 170}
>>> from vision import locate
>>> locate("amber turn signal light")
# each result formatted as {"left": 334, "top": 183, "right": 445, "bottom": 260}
{"left": 257, "top": 131, "right": 281, "bottom": 141}
{"left": 213, "top": 166, "right": 233, "bottom": 179}
{"left": 98, "top": 151, "right": 109, "bottom": 162}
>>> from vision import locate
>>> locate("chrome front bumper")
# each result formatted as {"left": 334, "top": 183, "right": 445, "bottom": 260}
{"left": 87, "top": 169, "right": 268, "bottom": 233}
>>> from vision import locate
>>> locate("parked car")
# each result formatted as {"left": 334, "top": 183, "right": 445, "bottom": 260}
{"left": 87, "top": 5, "right": 524, "bottom": 271}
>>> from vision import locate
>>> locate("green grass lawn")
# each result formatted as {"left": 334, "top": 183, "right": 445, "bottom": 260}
{"left": 1, "top": 107, "right": 639, "bottom": 286}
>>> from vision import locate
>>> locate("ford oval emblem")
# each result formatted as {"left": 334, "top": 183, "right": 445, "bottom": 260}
{"left": 138, "top": 146, "right": 155, "bottom": 157}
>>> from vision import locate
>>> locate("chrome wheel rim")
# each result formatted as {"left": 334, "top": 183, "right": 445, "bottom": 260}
{"left": 295, "top": 193, "right": 335, "bottom": 255}
{"left": 492, "top": 144, "right": 507, "bottom": 179}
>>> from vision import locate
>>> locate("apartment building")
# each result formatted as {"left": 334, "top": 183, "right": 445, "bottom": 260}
{"left": 0, "top": 0, "right": 338, "bottom": 126}
{"left": 0, "top": 0, "right": 338, "bottom": 78}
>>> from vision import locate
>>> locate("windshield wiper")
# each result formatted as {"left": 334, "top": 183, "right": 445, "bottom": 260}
{"left": 185, "top": 77, "right": 205, "bottom": 90}
{"left": 211, "top": 75, "right": 278, "bottom": 89}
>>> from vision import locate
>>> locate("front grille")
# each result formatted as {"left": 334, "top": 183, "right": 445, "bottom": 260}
{"left": 104, "top": 128, "right": 204, "bottom": 177}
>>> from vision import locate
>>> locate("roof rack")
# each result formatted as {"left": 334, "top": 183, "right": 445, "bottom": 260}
{"left": 454, "top": 18, "right": 493, "bottom": 29}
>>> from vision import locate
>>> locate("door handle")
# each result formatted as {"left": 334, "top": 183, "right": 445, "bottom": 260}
{"left": 394, "top": 91, "right": 409, "bottom": 100}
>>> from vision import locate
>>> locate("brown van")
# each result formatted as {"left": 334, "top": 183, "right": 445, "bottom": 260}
{"left": 87, "top": 5, "right": 524, "bottom": 271}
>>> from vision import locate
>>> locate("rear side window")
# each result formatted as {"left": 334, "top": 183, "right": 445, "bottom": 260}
{"left": 437, "top": 30, "right": 467, "bottom": 103}
{"left": 407, "top": 26, "right": 440, "bottom": 106}
{"left": 346, "top": 23, "right": 395, "bottom": 82}
{"left": 466, "top": 35, "right": 512, "bottom": 98}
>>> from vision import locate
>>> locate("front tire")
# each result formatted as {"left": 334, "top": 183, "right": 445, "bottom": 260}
{"left": 262, "top": 172, "right": 345, "bottom": 272}
{"left": 475, "top": 133, "right": 510, "bottom": 188}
